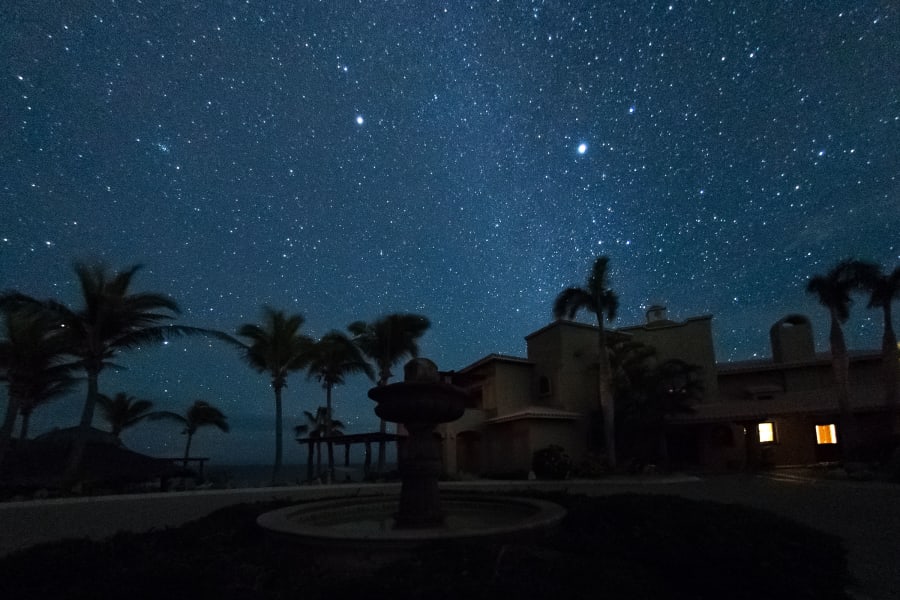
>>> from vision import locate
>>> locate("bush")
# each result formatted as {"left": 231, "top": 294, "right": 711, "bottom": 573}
{"left": 570, "top": 451, "right": 609, "bottom": 478}
{"left": 532, "top": 445, "right": 572, "bottom": 480}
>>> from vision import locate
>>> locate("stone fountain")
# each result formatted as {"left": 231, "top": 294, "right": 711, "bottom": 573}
{"left": 368, "top": 358, "right": 465, "bottom": 529}
{"left": 257, "top": 358, "right": 565, "bottom": 568}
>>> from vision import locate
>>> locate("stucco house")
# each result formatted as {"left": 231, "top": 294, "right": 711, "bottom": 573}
{"left": 438, "top": 308, "right": 898, "bottom": 475}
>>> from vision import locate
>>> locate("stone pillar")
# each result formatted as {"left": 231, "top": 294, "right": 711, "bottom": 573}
{"left": 396, "top": 422, "right": 444, "bottom": 528}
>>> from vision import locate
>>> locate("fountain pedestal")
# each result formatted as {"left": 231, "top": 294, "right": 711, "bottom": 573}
{"left": 395, "top": 422, "right": 443, "bottom": 527}
{"left": 369, "top": 359, "right": 466, "bottom": 529}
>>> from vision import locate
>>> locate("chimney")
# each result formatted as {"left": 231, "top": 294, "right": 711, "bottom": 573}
{"left": 646, "top": 305, "right": 667, "bottom": 324}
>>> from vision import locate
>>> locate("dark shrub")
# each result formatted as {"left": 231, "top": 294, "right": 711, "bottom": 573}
{"left": 570, "top": 451, "right": 609, "bottom": 478}
{"left": 532, "top": 444, "right": 571, "bottom": 480}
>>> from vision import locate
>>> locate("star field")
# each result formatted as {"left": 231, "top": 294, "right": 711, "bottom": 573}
{"left": 2, "top": 2, "right": 898, "bottom": 465}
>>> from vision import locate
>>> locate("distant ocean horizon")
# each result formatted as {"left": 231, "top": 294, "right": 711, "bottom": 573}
{"left": 205, "top": 462, "right": 398, "bottom": 485}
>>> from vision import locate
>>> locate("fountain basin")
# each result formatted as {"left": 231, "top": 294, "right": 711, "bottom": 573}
{"left": 257, "top": 493, "right": 566, "bottom": 570}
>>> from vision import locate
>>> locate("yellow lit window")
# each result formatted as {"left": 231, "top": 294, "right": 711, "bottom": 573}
{"left": 758, "top": 422, "right": 775, "bottom": 443}
{"left": 816, "top": 424, "right": 837, "bottom": 445}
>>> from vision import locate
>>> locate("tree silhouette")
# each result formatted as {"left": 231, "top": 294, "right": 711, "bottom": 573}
{"left": 237, "top": 307, "right": 312, "bottom": 483}
{"left": 860, "top": 263, "right": 900, "bottom": 421}
{"left": 0, "top": 302, "right": 77, "bottom": 466}
{"left": 306, "top": 331, "right": 373, "bottom": 477}
{"left": 151, "top": 400, "right": 229, "bottom": 466}
{"left": 96, "top": 392, "right": 159, "bottom": 439}
{"left": 348, "top": 313, "right": 430, "bottom": 472}
{"left": 608, "top": 339, "right": 700, "bottom": 468}
{"left": 553, "top": 256, "right": 620, "bottom": 468}
{"left": 295, "top": 407, "right": 345, "bottom": 481}
{"left": 806, "top": 259, "right": 872, "bottom": 459}
{"left": 4, "top": 263, "right": 207, "bottom": 482}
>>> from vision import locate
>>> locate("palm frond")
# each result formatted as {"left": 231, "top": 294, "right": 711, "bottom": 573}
{"left": 553, "top": 287, "right": 594, "bottom": 320}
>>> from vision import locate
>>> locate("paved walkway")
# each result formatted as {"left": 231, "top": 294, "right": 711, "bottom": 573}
{"left": 2, "top": 475, "right": 897, "bottom": 598}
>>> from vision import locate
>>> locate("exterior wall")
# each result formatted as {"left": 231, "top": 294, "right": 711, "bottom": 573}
{"left": 719, "top": 358, "right": 884, "bottom": 409}
{"left": 464, "top": 360, "right": 533, "bottom": 419}
{"left": 526, "top": 322, "right": 600, "bottom": 414}
{"left": 484, "top": 421, "right": 531, "bottom": 474}
{"left": 481, "top": 419, "right": 584, "bottom": 475}
{"left": 763, "top": 416, "right": 821, "bottom": 465}
{"left": 717, "top": 369, "right": 786, "bottom": 402}
{"left": 493, "top": 362, "right": 536, "bottom": 414}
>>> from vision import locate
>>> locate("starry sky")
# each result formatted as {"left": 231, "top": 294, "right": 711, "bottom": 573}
{"left": 2, "top": 1, "right": 898, "bottom": 467}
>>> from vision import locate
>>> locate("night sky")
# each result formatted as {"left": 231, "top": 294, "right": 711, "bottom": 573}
{"left": 2, "top": 2, "right": 898, "bottom": 467}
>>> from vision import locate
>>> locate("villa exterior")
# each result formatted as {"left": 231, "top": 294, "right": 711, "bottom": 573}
{"left": 438, "top": 309, "right": 898, "bottom": 475}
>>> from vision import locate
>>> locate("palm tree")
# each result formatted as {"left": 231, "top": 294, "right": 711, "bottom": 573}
{"left": 151, "top": 400, "right": 229, "bottom": 466}
{"left": 860, "top": 263, "right": 900, "bottom": 420}
{"left": 553, "top": 256, "right": 620, "bottom": 468}
{"left": 806, "top": 259, "right": 871, "bottom": 459}
{"left": 0, "top": 302, "right": 77, "bottom": 467}
{"left": 6, "top": 263, "right": 205, "bottom": 481}
{"left": 295, "top": 407, "right": 345, "bottom": 481}
{"left": 306, "top": 331, "right": 374, "bottom": 477}
{"left": 348, "top": 313, "right": 430, "bottom": 472}
{"left": 96, "top": 392, "right": 158, "bottom": 439}
{"left": 237, "top": 307, "right": 312, "bottom": 483}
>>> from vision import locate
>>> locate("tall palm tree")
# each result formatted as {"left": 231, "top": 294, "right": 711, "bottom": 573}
{"left": 151, "top": 400, "right": 229, "bottom": 466}
{"left": 806, "top": 259, "right": 871, "bottom": 459}
{"left": 96, "top": 392, "right": 158, "bottom": 439}
{"left": 295, "top": 407, "right": 345, "bottom": 481}
{"left": 237, "top": 307, "right": 312, "bottom": 483}
{"left": 553, "top": 256, "right": 620, "bottom": 468}
{"left": 860, "top": 263, "right": 900, "bottom": 419}
{"left": 6, "top": 263, "right": 205, "bottom": 480}
{"left": 306, "top": 331, "right": 374, "bottom": 477}
{"left": 348, "top": 313, "right": 430, "bottom": 472}
{"left": 0, "top": 303, "right": 77, "bottom": 466}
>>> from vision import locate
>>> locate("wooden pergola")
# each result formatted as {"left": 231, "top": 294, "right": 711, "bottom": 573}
{"left": 294, "top": 432, "right": 404, "bottom": 482}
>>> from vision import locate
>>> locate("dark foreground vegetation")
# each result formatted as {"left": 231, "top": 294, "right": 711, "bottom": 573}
{"left": 0, "top": 493, "right": 849, "bottom": 600}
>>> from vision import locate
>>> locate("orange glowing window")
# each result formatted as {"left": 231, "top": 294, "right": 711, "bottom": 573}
{"left": 816, "top": 424, "right": 837, "bottom": 445}
{"left": 758, "top": 422, "right": 775, "bottom": 443}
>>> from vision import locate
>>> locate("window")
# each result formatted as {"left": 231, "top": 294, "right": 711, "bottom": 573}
{"left": 538, "top": 375, "right": 552, "bottom": 396}
{"left": 815, "top": 424, "right": 837, "bottom": 445}
{"left": 757, "top": 422, "right": 775, "bottom": 444}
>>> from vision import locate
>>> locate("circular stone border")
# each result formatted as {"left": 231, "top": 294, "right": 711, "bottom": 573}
{"left": 257, "top": 493, "right": 566, "bottom": 553}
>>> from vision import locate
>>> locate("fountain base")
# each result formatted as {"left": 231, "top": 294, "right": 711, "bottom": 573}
{"left": 257, "top": 492, "right": 566, "bottom": 571}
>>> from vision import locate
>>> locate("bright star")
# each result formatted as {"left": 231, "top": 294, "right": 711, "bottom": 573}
{"left": 577, "top": 143, "right": 588, "bottom": 154}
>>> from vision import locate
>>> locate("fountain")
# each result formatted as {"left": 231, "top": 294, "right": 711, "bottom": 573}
{"left": 257, "top": 358, "right": 565, "bottom": 568}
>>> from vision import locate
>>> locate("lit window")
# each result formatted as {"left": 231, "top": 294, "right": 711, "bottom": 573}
{"left": 816, "top": 424, "right": 837, "bottom": 445}
{"left": 758, "top": 422, "right": 775, "bottom": 443}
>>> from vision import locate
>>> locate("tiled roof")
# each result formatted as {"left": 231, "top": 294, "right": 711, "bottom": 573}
{"left": 669, "top": 384, "right": 888, "bottom": 423}
{"left": 485, "top": 406, "right": 581, "bottom": 424}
